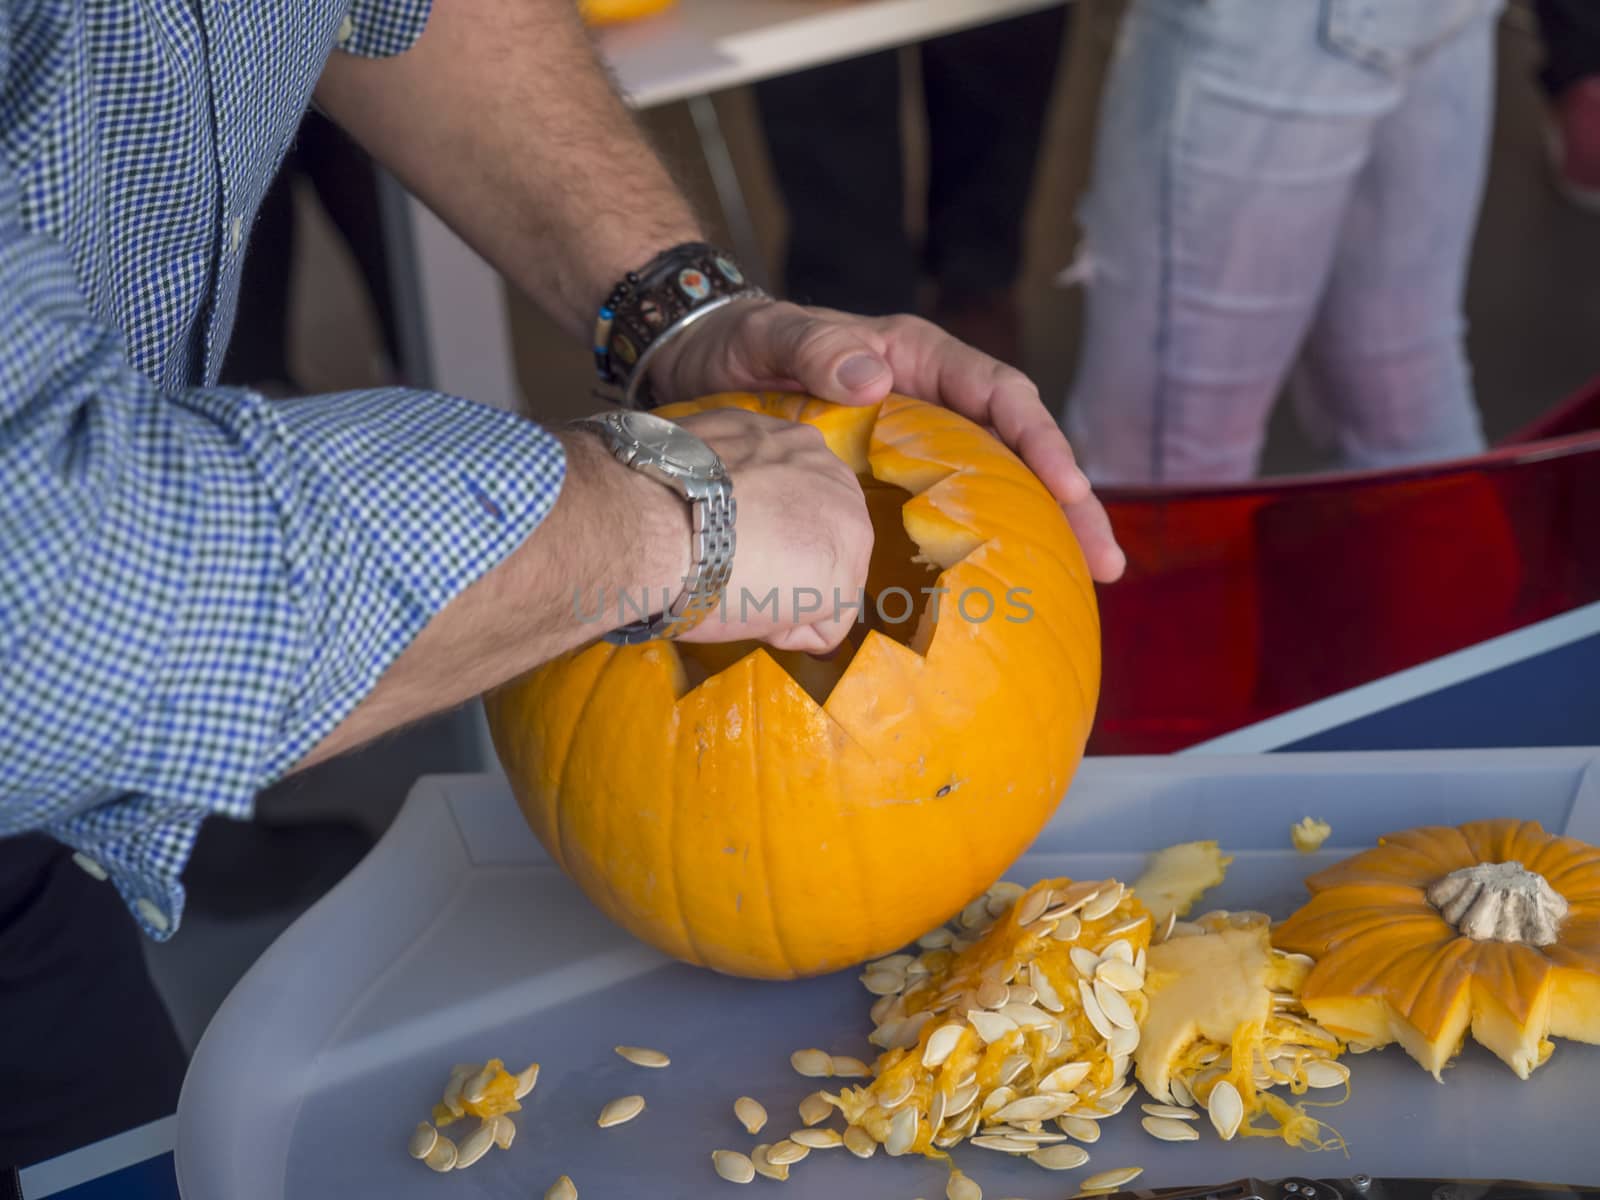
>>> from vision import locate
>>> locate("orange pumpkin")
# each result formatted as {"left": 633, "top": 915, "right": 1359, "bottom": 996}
{"left": 1274, "top": 818, "right": 1600, "bottom": 1079}
{"left": 486, "top": 393, "right": 1101, "bottom": 979}
{"left": 578, "top": 0, "right": 677, "bottom": 25}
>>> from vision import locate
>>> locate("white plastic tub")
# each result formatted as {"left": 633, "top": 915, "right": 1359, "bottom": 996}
{"left": 175, "top": 750, "right": 1600, "bottom": 1197}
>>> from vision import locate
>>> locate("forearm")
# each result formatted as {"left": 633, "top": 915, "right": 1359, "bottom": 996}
{"left": 315, "top": 0, "right": 702, "bottom": 339}
{"left": 296, "top": 430, "right": 689, "bottom": 767}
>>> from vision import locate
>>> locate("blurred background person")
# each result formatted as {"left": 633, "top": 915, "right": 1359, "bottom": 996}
{"left": 1537, "top": 0, "right": 1600, "bottom": 211}
{"left": 1063, "top": 0, "right": 1505, "bottom": 485}
{"left": 753, "top": 9, "right": 1069, "bottom": 368}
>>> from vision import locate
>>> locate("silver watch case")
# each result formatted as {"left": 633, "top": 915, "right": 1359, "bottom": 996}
{"left": 572, "top": 409, "right": 736, "bottom": 644}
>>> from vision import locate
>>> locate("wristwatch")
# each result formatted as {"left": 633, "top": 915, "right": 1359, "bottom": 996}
{"left": 571, "top": 409, "right": 736, "bottom": 645}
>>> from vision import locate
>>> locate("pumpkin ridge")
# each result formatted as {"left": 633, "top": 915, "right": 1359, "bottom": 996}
{"left": 665, "top": 699, "right": 711, "bottom": 971}
{"left": 550, "top": 647, "right": 622, "bottom": 882}
{"left": 960, "top": 554, "right": 1092, "bottom": 720}
{"left": 747, "top": 662, "right": 802, "bottom": 978}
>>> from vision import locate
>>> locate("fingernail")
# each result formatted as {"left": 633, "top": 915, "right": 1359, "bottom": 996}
{"left": 836, "top": 354, "right": 887, "bottom": 390}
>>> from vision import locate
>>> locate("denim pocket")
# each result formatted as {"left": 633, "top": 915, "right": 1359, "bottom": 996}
{"left": 1322, "top": 0, "right": 1488, "bottom": 73}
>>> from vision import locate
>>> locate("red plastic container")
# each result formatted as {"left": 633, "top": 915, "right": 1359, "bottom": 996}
{"left": 1089, "top": 375, "right": 1600, "bottom": 754}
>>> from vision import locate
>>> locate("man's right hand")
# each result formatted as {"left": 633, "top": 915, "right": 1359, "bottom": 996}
{"left": 671, "top": 409, "right": 873, "bottom": 654}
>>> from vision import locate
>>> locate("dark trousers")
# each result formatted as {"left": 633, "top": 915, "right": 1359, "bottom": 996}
{"left": 1537, "top": 0, "right": 1600, "bottom": 96}
{"left": 0, "top": 836, "right": 187, "bottom": 1170}
{"left": 753, "top": 8, "right": 1069, "bottom": 316}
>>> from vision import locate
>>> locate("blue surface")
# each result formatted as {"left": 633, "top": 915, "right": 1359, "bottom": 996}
{"left": 1281, "top": 631, "right": 1600, "bottom": 753}
{"left": 44, "top": 1155, "right": 176, "bottom": 1200}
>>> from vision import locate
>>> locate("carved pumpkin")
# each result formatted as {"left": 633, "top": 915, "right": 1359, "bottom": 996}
{"left": 578, "top": 0, "right": 677, "bottom": 25}
{"left": 1273, "top": 819, "right": 1600, "bottom": 1079}
{"left": 485, "top": 393, "right": 1101, "bottom": 979}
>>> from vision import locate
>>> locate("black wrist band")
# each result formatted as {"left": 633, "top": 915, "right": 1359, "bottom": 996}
{"left": 592, "top": 242, "right": 759, "bottom": 408}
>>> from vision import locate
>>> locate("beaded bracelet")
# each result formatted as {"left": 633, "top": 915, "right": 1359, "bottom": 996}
{"left": 593, "top": 242, "right": 765, "bottom": 409}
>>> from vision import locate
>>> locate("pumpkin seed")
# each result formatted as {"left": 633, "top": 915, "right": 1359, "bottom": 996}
{"left": 1107, "top": 1024, "right": 1140, "bottom": 1057}
{"left": 790, "top": 1128, "right": 842, "bottom": 1149}
{"left": 1303, "top": 1059, "right": 1350, "bottom": 1089}
{"left": 863, "top": 968, "right": 906, "bottom": 996}
{"left": 597, "top": 1095, "right": 645, "bottom": 1128}
{"left": 1093, "top": 979, "right": 1138, "bottom": 1030}
{"left": 981, "top": 1085, "right": 1016, "bottom": 1118}
{"left": 999, "top": 1054, "right": 1032, "bottom": 1086}
{"left": 1007, "top": 984, "right": 1039, "bottom": 1007}
{"left": 995, "top": 1094, "right": 1071, "bottom": 1123}
{"left": 1078, "top": 980, "right": 1115, "bottom": 1039}
{"left": 1169, "top": 1075, "right": 1196, "bottom": 1107}
{"left": 1015, "top": 888, "right": 1052, "bottom": 927}
{"left": 923, "top": 1023, "right": 965, "bottom": 1067}
{"left": 1052, "top": 881, "right": 1103, "bottom": 914}
{"left": 454, "top": 1121, "right": 496, "bottom": 1169}
{"left": 545, "top": 1176, "right": 578, "bottom": 1200}
{"left": 751, "top": 1144, "right": 789, "bottom": 1181}
{"left": 1029, "top": 964, "right": 1066, "bottom": 1013}
{"left": 1027, "top": 1143, "right": 1090, "bottom": 1170}
{"left": 791, "top": 1048, "right": 833, "bottom": 1078}
{"left": 766, "top": 1140, "right": 809, "bottom": 1166}
{"left": 1206, "top": 1079, "right": 1243, "bottom": 1140}
{"left": 919, "top": 927, "right": 956, "bottom": 950}
{"left": 1000, "top": 1129, "right": 1067, "bottom": 1144}
{"left": 440, "top": 1064, "right": 472, "bottom": 1116}
{"left": 948, "top": 1081, "right": 981, "bottom": 1118}
{"left": 1082, "top": 1167, "right": 1144, "bottom": 1192}
{"left": 1081, "top": 885, "right": 1125, "bottom": 921}
{"left": 948, "top": 1169, "right": 983, "bottom": 1200}
{"left": 976, "top": 977, "right": 1010, "bottom": 1009}
{"left": 844, "top": 1125, "right": 876, "bottom": 1158}
{"left": 423, "top": 1135, "right": 457, "bottom": 1173}
{"left": 1069, "top": 947, "right": 1100, "bottom": 977}
{"left": 1140, "top": 1103, "right": 1197, "bottom": 1120}
{"left": 878, "top": 1072, "right": 916, "bottom": 1108}
{"left": 1095, "top": 958, "right": 1144, "bottom": 993}
{"left": 1142, "top": 1115, "right": 1200, "bottom": 1142}
{"left": 1102, "top": 938, "right": 1135, "bottom": 965}
{"left": 1058, "top": 1115, "right": 1101, "bottom": 1142}
{"left": 1051, "top": 915, "right": 1083, "bottom": 941}
{"left": 795, "top": 1091, "right": 831, "bottom": 1126}
{"left": 831, "top": 1055, "right": 871, "bottom": 1078}
{"left": 1134, "top": 947, "right": 1148, "bottom": 975}
{"left": 514, "top": 1062, "right": 542, "bottom": 1099}
{"left": 969, "top": 1009, "right": 1016, "bottom": 1044}
{"left": 960, "top": 897, "right": 992, "bottom": 928}
{"left": 491, "top": 1115, "right": 516, "bottom": 1150}
{"left": 408, "top": 1122, "right": 438, "bottom": 1160}
{"left": 1104, "top": 914, "right": 1149, "bottom": 938}
{"left": 971, "top": 1134, "right": 1034, "bottom": 1153}
{"left": 869, "top": 953, "right": 914, "bottom": 973}
{"left": 998, "top": 1001, "right": 1053, "bottom": 1029}
{"left": 886, "top": 1106, "right": 919, "bottom": 1156}
{"left": 614, "top": 1046, "right": 669, "bottom": 1069}
{"left": 1039, "top": 1019, "right": 1066, "bottom": 1054}
{"left": 461, "top": 1065, "right": 497, "bottom": 1105}
{"left": 712, "top": 1149, "right": 756, "bottom": 1184}
{"left": 927, "top": 1087, "right": 950, "bottom": 1132}
{"left": 1039, "top": 1061, "right": 1093, "bottom": 1092}
{"left": 1157, "top": 911, "right": 1178, "bottom": 942}
{"left": 734, "top": 1096, "right": 767, "bottom": 1134}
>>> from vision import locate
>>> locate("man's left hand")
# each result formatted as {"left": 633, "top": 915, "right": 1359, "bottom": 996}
{"left": 648, "top": 298, "right": 1126, "bottom": 584}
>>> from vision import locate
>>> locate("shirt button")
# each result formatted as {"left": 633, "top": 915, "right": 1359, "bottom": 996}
{"left": 136, "top": 898, "right": 172, "bottom": 934}
{"left": 71, "top": 851, "right": 109, "bottom": 881}
{"left": 228, "top": 215, "right": 243, "bottom": 254}
{"left": 336, "top": 14, "right": 355, "bottom": 45}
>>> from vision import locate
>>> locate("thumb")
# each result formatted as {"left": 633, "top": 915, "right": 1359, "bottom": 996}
{"left": 736, "top": 305, "right": 893, "bottom": 406}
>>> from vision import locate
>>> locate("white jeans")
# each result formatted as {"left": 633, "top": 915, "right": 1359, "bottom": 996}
{"left": 1065, "top": 0, "right": 1504, "bottom": 484}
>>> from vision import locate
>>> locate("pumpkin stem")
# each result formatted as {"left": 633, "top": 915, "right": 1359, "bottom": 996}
{"left": 1424, "top": 861, "right": 1569, "bottom": 946}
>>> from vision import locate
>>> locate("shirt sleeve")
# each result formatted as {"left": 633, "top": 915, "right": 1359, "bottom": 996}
{"left": 0, "top": 107, "right": 565, "bottom": 941}
{"left": 337, "top": 0, "right": 435, "bottom": 59}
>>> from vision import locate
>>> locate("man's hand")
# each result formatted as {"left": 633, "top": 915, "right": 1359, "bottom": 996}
{"left": 671, "top": 410, "right": 872, "bottom": 654}
{"left": 648, "top": 299, "right": 1126, "bottom": 584}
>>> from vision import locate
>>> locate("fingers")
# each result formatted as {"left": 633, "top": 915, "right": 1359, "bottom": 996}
{"left": 1064, "top": 494, "right": 1126, "bottom": 584}
{"left": 730, "top": 303, "right": 894, "bottom": 406}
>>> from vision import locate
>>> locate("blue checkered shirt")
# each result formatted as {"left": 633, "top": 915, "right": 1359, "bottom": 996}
{"left": 0, "top": 0, "right": 566, "bottom": 939}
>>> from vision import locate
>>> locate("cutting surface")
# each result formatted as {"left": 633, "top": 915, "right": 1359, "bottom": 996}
{"left": 176, "top": 751, "right": 1600, "bottom": 1197}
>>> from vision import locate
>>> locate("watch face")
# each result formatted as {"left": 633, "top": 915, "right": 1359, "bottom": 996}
{"left": 619, "top": 410, "right": 722, "bottom": 475}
